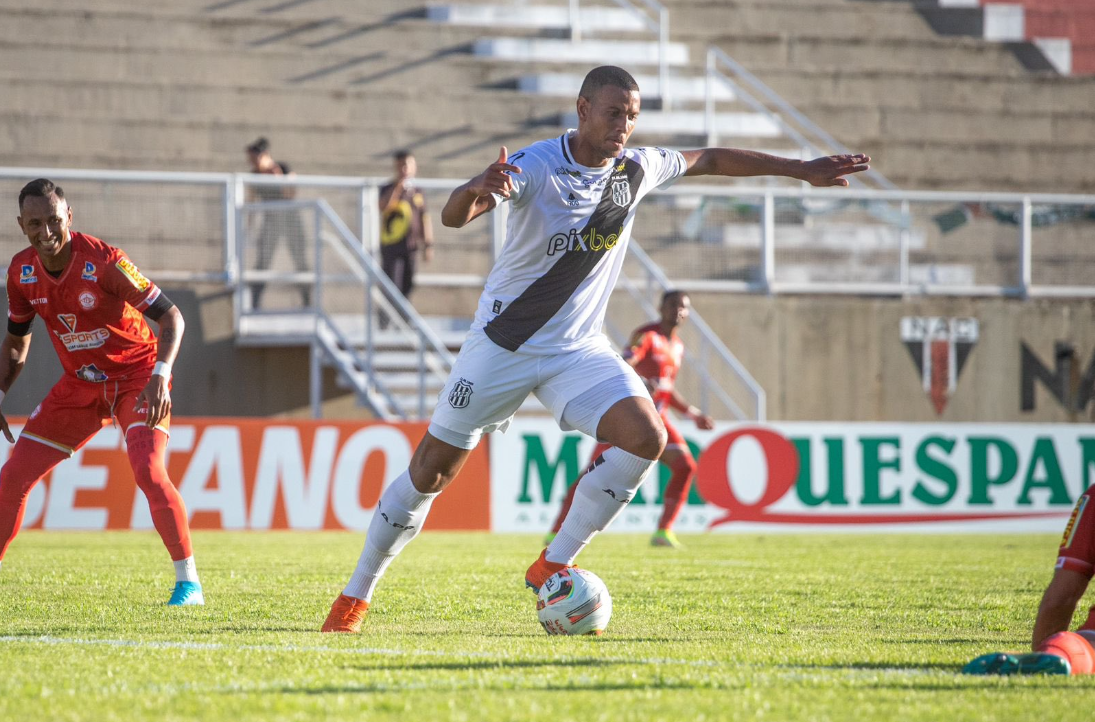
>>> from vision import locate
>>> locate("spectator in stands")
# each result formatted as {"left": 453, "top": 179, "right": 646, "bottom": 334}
{"left": 378, "top": 150, "right": 433, "bottom": 326}
{"left": 245, "top": 137, "right": 309, "bottom": 309}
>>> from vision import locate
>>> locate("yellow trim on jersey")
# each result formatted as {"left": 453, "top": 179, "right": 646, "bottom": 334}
{"left": 1062, "top": 496, "right": 1089, "bottom": 549}
{"left": 20, "top": 432, "right": 75, "bottom": 456}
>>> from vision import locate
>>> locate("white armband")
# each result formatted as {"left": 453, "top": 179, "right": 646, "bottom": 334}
{"left": 685, "top": 405, "right": 702, "bottom": 420}
{"left": 152, "top": 362, "right": 172, "bottom": 378}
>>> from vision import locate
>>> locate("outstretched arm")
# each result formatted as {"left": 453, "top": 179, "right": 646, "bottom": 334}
{"left": 668, "top": 388, "right": 715, "bottom": 430}
{"left": 136, "top": 305, "right": 185, "bottom": 430}
{"left": 1032, "top": 568, "right": 1089, "bottom": 649}
{"left": 681, "top": 148, "right": 870, "bottom": 187}
{"left": 441, "top": 146, "right": 522, "bottom": 228}
{"left": 0, "top": 332, "right": 32, "bottom": 443}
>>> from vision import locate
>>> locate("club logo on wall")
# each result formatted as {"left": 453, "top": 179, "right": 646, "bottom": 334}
{"left": 900, "top": 317, "right": 979, "bottom": 414}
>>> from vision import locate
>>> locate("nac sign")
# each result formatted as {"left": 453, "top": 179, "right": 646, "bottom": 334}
{"left": 10, "top": 418, "right": 490, "bottom": 532}
{"left": 491, "top": 420, "right": 1089, "bottom": 532}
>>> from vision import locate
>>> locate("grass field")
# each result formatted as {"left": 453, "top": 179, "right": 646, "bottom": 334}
{"left": 0, "top": 531, "right": 1091, "bottom": 721}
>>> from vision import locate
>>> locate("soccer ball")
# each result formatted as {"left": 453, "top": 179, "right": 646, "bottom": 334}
{"left": 536, "top": 568, "right": 612, "bottom": 636}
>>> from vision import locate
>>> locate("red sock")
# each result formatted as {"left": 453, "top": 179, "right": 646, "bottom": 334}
{"left": 550, "top": 443, "right": 612, "bottom": 534}
{"left": 657, "top": 453, "right": 697, "bottom": 531}
{"left": 0, "top": 439, "right": 69, "bottom": 559}
{"left": 127, "top": 428, "right": 192, "bottom": 561}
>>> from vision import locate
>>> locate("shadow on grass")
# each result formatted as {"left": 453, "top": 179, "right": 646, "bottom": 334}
{"left": 342, "top": 658, "right": 626, "bottom": 673}
{"left": 792, "top": 661, "right": 960, "bottom": 672}
{"left": 253, "top": 680, "right": 709, "bottom": 696}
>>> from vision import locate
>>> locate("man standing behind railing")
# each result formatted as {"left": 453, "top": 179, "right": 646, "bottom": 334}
{"left": 245, "top": 137, "right": 310, "bottom": 309}
{"left": 378, "top": 150, "right": 433, "bottom": 328}
{"left": 321, "top": 65, "right": 868, "bottom": 633}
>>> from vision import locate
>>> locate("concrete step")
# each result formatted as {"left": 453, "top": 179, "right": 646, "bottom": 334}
{"left": 519, "top": 71, "right": 736, "bottom": 102}
{"left": 750, "top": 65, "right": 1095, "bottom": 115}
{"left": 0, "top": 6, "right": 512, "bottom": 52}
{"left": 473, "top": 37, "right": 691, "bottom": 66}
{"left": 0, "top": 79, "right": 567, "bottom": 130}
{"left": 559, "top": 110, "right": 783, "bottom": 138}
{"left": 709, "top": 32, "right": 1033, "bottom": 74}
{"left": 427, "top": 3, "right": 647, "bottom": 32}
{"left": 662, "top": 0, "right": 942, "bottom": 39}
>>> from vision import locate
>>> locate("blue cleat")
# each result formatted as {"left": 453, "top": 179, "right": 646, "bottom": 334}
{"left": 962, "top": 652, "right": 1070, "bottom": 676}
{"left": 167, "top": 581, "right": 205, "bottom": 606}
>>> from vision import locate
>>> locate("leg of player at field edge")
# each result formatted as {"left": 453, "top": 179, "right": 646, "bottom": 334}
{"left": 548, "top": 442, "right": 613, "bottom": 537}
{"left": 0, "top": 439, "right": 70, "bottom": 565}
{"left": 654, "top": 447, "right": 697, "bottom": 537}
{"left": 322, "top": 433, "right": 472, "bottom": 632}
{"left": 527, "top": 396, "right": 665, "bottom": 591}
{"left": 126, "top": 428, "right": 197, "bottom": 578}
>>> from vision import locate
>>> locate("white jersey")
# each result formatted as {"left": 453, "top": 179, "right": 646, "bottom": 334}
{"left": 470, "top": 132, "right": 687, "bottom": 355}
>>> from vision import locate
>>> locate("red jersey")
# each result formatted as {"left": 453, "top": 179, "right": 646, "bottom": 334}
{"left": 6, "top": 232, "right": 161, "bottom": 383}
{"left": 624, "top": 322, "right": 684, "bottom": 412}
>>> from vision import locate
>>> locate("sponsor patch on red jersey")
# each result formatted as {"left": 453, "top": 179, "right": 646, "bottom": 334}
{"left": 116, "top": 258, "right": 150, "bottom": 291}
{"left": 1062, "top": 496, "right": 1089, "bottom": 550}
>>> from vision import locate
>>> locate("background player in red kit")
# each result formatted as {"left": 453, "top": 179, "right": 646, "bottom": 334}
{"left": 0, "top": 178, "right": 203, "bottom": 606}
{"left": 546, "top": 290, "right": 714, "bottom": 549}
{"left": 964, "top": 483, "right": 1095, "bottom": 675}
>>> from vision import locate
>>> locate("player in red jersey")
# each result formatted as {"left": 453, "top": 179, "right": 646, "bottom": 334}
{"left": 0, "top": 179, "right": 203, "bottom": 606}
{"left": 964, "top": 484, "right": 1095, "bottom": 675}
{"left": 546, "top": 290, "right": 714, "bottom": 549}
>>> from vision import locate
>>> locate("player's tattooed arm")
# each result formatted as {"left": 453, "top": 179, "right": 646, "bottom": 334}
{"left": 441, "top": 146, "right": 522, "bottom": 228}
{"left": 137, "top": 305, "right": 185, "bottom": 429}
{"left": 681, "top": 148, "right": 870, "bottom": 187}
{"left": 0, "top": 332, "right": 33, "bottom": 443}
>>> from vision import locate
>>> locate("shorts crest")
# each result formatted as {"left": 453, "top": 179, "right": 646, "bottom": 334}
{"left": 448, "top": 377, "right": 474, "bottom": 409}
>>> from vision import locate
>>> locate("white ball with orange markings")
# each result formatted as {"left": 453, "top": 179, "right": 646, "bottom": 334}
{"left": 535, "top": 568, "right": 612, "bottom": 636}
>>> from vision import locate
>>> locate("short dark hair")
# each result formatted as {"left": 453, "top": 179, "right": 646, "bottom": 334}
{"left": 661, "top": 289, "right": 688, "bottom": 305}
{"left": 578, "top": 66, "right": 639, "bottom": 100}
{"left": 19, "top": 178, "right": 64, "bottom": 211}
{"left": 246, "top": 136, "right": 270, "bottom": 154}
{"left": 393, "top": 149, "right": 413, "bottom": 161}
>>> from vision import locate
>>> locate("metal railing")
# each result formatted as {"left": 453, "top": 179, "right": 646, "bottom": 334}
{"left": 559, "top": 0, "right": 671, "bottom": 109}
{"left": 236, "top": 197, "right": 456, "bottom": 420}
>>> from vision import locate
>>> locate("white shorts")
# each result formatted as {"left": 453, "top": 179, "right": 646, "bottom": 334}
{"left": 428, "top": 331, "right": 650, "bottom": 449}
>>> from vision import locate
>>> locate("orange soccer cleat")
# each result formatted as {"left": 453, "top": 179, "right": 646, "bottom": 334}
{"left": 525, "top": 549, "right": 576, "bottom": 594}
{"left": 320, "top": 593, "right": 370, "bottom": 633}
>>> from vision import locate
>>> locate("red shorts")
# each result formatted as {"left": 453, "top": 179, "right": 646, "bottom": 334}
{"left": 1057, "top": 486, "right": 1095, "bottom": 579}
{"left": 20, "top": 375, "right": 170, "bottom": 456}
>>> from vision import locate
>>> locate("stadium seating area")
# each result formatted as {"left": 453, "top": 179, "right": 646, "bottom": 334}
{"left": 1, "top": 0, "right": 1092, "bottom": 193}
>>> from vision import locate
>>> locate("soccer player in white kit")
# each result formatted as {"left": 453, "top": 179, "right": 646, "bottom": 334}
{"left": 322, "top": 66, "right": 869, "bottom": 632}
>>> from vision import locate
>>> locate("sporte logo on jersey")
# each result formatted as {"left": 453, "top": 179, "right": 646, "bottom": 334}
{"left": 81, "top": 262, "right": 97, "bottom": 281}
{"left": 56, "top": 314, "right": 109, "bottom": 352}
{"left": 546, "top": 226, "right": 622, "bottom": 256}
{"left": 116, "top": 258, "right": 150, "bottom": 291}
{"left": 19, "top": 265, "right": 37, "bottom": 284}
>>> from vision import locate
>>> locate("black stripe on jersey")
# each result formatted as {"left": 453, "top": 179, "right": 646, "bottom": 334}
{"left": 484, "top": 156, "right": 645, "bottom": 352}
{"left": 559, "top": 134, "right": 573, "bottom": 164}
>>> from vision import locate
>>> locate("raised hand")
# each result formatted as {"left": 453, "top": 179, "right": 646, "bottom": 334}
{"left": 466, "top": 146, "right": 523, "bottom": 199}
{"left": 800, "top": 153, "right": 871, "bottom": 187}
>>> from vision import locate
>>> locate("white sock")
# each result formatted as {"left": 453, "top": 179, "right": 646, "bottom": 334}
{"left": 344, "top": 470, "right": 439, "bottom": 602}
{"left": 174, "top": 556, "right": 199, "bottom": 583}
{"left": 546, "top": 447, "right": 656, "bottom": 565}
